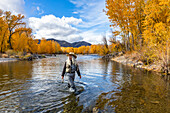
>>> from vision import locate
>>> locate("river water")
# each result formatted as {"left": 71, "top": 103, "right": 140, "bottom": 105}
{"left": 0, "top": 55, "right": 169, "bottom": 113}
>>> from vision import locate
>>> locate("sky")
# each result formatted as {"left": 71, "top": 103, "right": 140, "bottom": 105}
{"left": 0, "top": 0, "right": 112, "bottom": 44}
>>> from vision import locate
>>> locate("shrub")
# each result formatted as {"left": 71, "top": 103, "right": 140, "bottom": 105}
{"left": 139, "top": 46, "right": 158, "bottom": 65}
{"left": 24, "top": 54, "right": 32, "bottom": 59}
{"left": 6, "top": 49, "right": 16, "bottom": 56}
{"left": 17, "top": 51, "right": 23, "bottom": 56}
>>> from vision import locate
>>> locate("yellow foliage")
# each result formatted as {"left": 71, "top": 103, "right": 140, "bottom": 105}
{"left": 37, "top": 39, "right": 61, "bottom": 54}
{"left": 106, "top": 0, "right": 170, "bottom": 68}
{"left": 61, "top": 45, "right": 103, "bottom": 55}
{"left": 0, "top": 16, "right": 8, "bottom": 52}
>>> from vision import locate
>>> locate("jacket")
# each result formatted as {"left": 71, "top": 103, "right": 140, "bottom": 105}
{"left": 61, "top": 59, "right": 81, "bottom": 77}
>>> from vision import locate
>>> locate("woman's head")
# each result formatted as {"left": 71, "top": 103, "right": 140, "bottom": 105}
{"left": 67, "top": 52, "right": 77, "bottom": 59}
{"left": 68, "top": 55, "right": 72, "bottom": 60}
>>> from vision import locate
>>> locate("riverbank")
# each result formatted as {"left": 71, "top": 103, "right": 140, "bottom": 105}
{"left": 0, "top": 58, "right": 18, "bottom": 63}
{"left": 111, "top": 52, "right": 166, "bottom": 74}
{"left": 0, "top": 53, "right": 47, "bottom": 63}
{"left": 0, "top": 54, "right": 169, "bottom": 112}
{"left": 0, "top": 53, "right": 99, "bottom": 63}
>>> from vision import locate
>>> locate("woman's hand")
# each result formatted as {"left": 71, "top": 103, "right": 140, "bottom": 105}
{"left": 62, "top": 76, "right": 64, "bottom": 83}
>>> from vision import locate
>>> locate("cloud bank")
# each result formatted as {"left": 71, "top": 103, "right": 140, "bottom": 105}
{"left": 29, "top": 15, "right": 83, "bottom": 42}
{"left": 0, "top": 0, "right": 25, "bottom": 14}
{"left": 0, "top": 0, "right": 112, "bottom": 44}
{"left": 70, "top": 0, "right": 111, "bottom": 43}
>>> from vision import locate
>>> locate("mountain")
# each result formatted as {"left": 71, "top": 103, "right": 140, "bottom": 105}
{"left": 38, "top": 38, "right": 91, "bottom": 47}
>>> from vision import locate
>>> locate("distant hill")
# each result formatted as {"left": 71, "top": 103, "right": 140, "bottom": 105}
{"left": 38, "top": 38, "right": 91, "bottom": 47}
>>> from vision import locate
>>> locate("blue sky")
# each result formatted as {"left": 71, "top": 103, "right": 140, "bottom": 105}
{"left": 25, "top": 0, "right": 77, "bottom": 18}
{"left": 0, "top": 0, "right": 112, "bottom": 44}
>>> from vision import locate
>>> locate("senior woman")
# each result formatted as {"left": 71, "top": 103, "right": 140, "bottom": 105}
{"left": 61, "top": 52, "right": 81, "bottom": 92}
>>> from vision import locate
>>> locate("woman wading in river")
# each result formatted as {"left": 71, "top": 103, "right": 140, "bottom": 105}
{"left": 61, "top": 52, "right": 81, "bottom": 92}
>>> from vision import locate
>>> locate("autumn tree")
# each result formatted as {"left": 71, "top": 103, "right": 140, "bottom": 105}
{"left": 0, "top": 11, "right": 8, "bottom": 52}
{"left": 3, "top": 11, "right": 26, "bottom": 49}
{"left": 90, "top": 45, "right": 98, "bottom": 54}
{"left": 101, "top": 36, "right": 109, "bottom": 55}
{"left": 143, "top": 0, "right": 170, "bottom": 70}
{"left": 37, "top": 39, "right": 61, "bottom": 54}
{"left": 105, "top": 0, "right": 145, "bottom": 51}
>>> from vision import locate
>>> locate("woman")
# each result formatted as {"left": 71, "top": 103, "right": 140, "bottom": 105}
{"left": 61, "top": 52, "right": 81, "bottom": 92}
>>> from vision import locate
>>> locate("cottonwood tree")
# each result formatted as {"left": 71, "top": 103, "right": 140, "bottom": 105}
{"left": 4, "top": 11, "right": 26, "bottom": 49}
{"left": 0, "top": 10, "right": 8, "bottom": 52}
{"left": 105, "top": 0, "right": 145, "bottom": 51}
{"left": 102, "top": 36, "right": 109, "bottom": 55}
{"left": 143, "top": 0, "right": 170, "bottom": 72}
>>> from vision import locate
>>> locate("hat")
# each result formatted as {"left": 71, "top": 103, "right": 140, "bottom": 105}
{"left": 67, "top": 52, "right": 77, "bottom": 58}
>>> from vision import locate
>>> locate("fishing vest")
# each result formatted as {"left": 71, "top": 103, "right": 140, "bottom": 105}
{"left": 66, "top": 59, "right": 77, "bottom": 73}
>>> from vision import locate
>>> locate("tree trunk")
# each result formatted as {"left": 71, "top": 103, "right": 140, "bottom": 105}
{"left": 8, "top": 34, "right": 13, "bottom": 49}
{"left": 127, "top": 31, "right": 130, "bottom": 51}
{"left": 131, "top": 33, "right": 135, "bottom": 50}
{"left": 139, "top": 34, "right": 143, "bottom": 49}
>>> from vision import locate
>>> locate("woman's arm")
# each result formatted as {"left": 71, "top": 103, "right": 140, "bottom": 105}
{"left": 61, "top": 62, "right": 66, "bottom": 78}
{"left": 76, "top": 64, "right": 81, "bottom": 78}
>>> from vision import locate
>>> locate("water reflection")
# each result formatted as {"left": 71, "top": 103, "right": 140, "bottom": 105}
{"left": 0, "top": 55, "right": 169, "bottom": 112}
{"left": 95, "top": 64, "right": 169, "bottom": 113}
{"left": 0, "top": 61, "right": 33, "bottom": 112}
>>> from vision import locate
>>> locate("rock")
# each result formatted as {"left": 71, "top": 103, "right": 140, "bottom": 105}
{"left": 27, "top": 53, "right": 32, "bottom": 55}
{"left": 37, "top": 54, "right": 46, "bottom": 59}
{"left": 118, "top": 51, "right": 124, "bottom": 56}
{"left": 137, "top": 65, "right": 142, "bottom": 68}
{"left": 93, "top": 107, "right": 103, "bottom": 113}
{"left": 28, "top": 56, "right": 33, "bottom": 61}
{"left": 150, "top": 101, "right": 159, "bottom": 104}
{"left": 15, "top": 55, "right": 19, "bottom": 58}
{"left": 2, "top": 54, "right": 8, "bottom": 58}
{"left": 134, "top": 61, "right": 144, "bottom": 67}
{"left": 41, "top": 55, "right": 46, "bottom": 58}
{"left": 102, "top": 54, "right": 113, "bottom": 59}
{"left": 138, "top": 61, "right": 143, "bottom": 65}
{"left": 32, "top": 54, "right": 38, "bottom": 59}
{"left": 127, "top": 61, "right": 135, "bottom": 67}
{"left": 10, "top": 56, "right": 15, "bottom": 58}
{"left": 23, "top": 54, "right": 33, "bottom": 61}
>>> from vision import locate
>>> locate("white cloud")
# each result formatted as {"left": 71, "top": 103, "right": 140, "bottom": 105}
{"left": 0, "top": 0, "right": 25, "bottom": 14}
{"left": 73, "top": 11, "right": 78, "bottom": 14}
{"left": 70, "top": 0, "right": 109, "bottom": 28}
{"left": 0, "top": 0, "right": 112, "bottom": 44}
{"left": 36, "top": 6, "right": 40, "bottom": 11}
{"left": 29, "top": 15, "right": 83, "bottom": 42}
{"left": 35, "top": 6, "right": 44, "bottom": 15}
{"left": 69, "top": 0, "right": 112, "bottom": 44}
{"left": 79, "top": 29, "right": 103, "bottom": 44}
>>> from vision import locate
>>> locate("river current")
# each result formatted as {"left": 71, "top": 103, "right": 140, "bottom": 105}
{"left": 0, "top": 55, "right": 169, "bottom": 112}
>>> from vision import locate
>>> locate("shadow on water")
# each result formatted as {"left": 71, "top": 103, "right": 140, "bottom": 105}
{"left": 0, "top": 55, "right": 169, "bottom": 113}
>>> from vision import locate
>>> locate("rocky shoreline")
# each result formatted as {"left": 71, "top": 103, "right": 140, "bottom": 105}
{"left": 111, "top": 55, "right": 162, "bottom": 73}
{"left": 0, "top": 53, "right": 47, "bottom": 63}
{"left": 102, "top": 52, "right": 169, "bottom": 75}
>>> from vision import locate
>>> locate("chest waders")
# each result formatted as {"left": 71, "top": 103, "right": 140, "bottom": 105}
{"left": 66, "top": 60, "right": 77, "bottom": 92}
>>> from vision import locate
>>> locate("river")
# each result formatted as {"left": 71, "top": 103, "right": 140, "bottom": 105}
{"left": 0, "top": 55, "right": 169, "bottom": 113}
